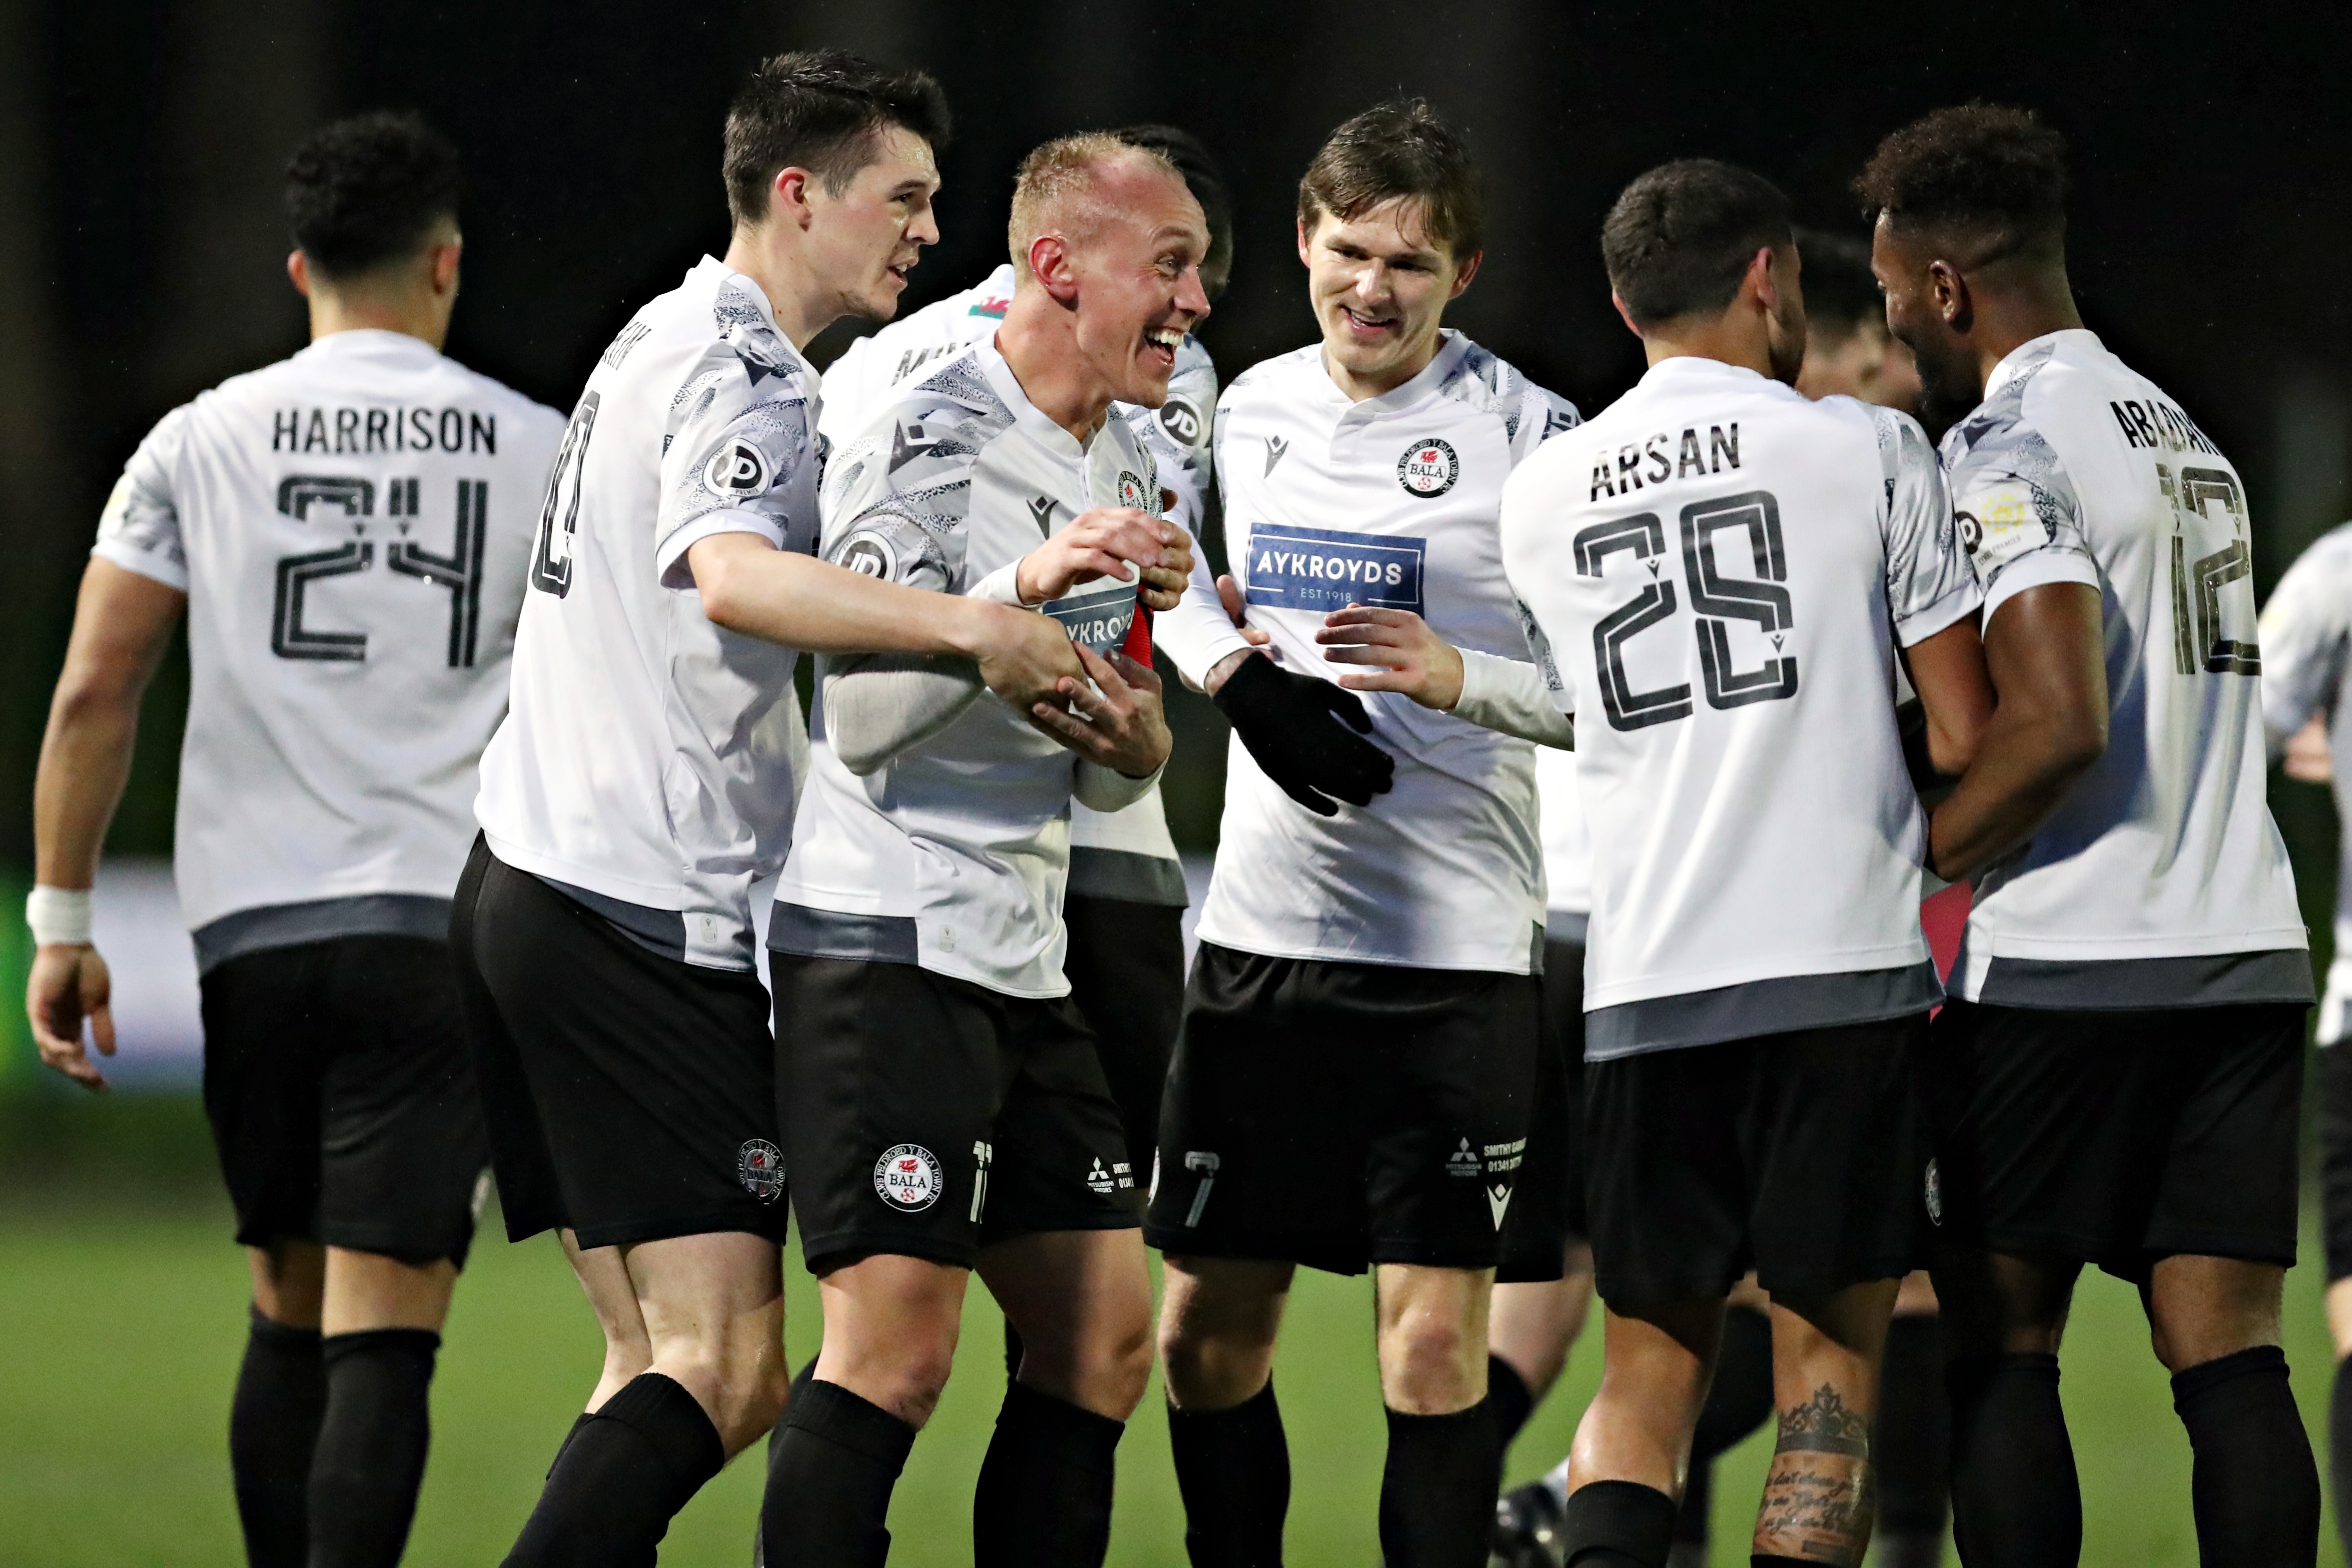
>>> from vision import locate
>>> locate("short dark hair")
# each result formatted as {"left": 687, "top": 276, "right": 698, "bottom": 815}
{"left": 1298, "top": 99, "right": 1483, "bottom": 259}
{"left": 1794, "top": 227, "right": 1882, "bottom": 337}
{"left": 1116, "top": 124, "right": 1233, "bottom": 292}
{"left": 723, "top": 49, "right": 951, "bottom": 227}
{"left": 1602, "top": 159, "right": 1793, "bottom": 326}
{"left": 1854, "top": 104, "right": 2068, "bottom": 264}
{"left": 284, "top": 112, "right": 462, "bottom": 280}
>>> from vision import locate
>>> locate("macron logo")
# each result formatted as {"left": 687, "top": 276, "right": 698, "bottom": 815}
{"left": 1264, "top": 434, "right": 1289, "bottom": 476}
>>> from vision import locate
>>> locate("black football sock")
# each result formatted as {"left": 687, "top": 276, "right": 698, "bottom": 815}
{"left": 1378, "top": 1400, "right": 1500, "bottom": 1568}
{"left": 502, "top": 1371, "right": 724, "bottom": 1568}
{"left": 2330, "top": 1355, "right": 2352, "bottom": 1567}
{"left": 308, "top": 1327, "right": 439, "bottom": 1568}
{"left": 2172, "top": 1345, "right": 2320, "bottom": 1568}
{"left": 762, "top": 1377, "right": 917, "bottom": 1568}
{"left": 1559, "top": 1478, "right": 1678, "bottom": 1568}
{"left": 550, "top": 1410, "right": 594, "bottom": 1475}
{"left": 1872, "top": 1314, "right": 1950, "bottom": 1551}
{"left": 1489, "top": 1354, "right": 1536, "bottom": 1453}
{"left": 232, "top": 1306, "right": 328, "bottom": 1568}
{"left": 1669, "top": 1454, "right": 1712, "bottom": 1554}
{"left": 973, "top": 1380, "right": 1125, "bottom": 1568}
{"left": 1168, "top": 1380, "right": 1289, "bottom": 1567}
{"left": 1947, "top": 1351, "right": 2078, "bottom": 1567}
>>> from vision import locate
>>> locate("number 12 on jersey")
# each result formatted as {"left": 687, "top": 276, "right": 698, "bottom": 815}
{"left": 1577, "top": 489, "right": 1800, "bottom": 731}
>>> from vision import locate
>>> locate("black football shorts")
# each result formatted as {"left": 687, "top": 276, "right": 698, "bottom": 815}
{"left": 451, "top": 839, "right": 788, "bottom": 1251}
{"left": 1145, "top": 942, "right": 1543, "bottom": 1277}
{"left": 772, "top": 954, "right": 1139, "bottom": 1272}
{"left": 2321, "top": 1043, "right": 2352, "bottom": 1284}
{"left": 1583, "top": 1014, "right": 1932, "bottom": 1304}
{"left": 1927, "top": 999, "right": 2304, "bottom": 1281}
{"left": 1497, "top": 938, "right": 1587, "bottom": 1284}
{"left": 200, "top": 932, "right": 486, "bottom": 1267}
{"left": 1062, "top": 893, "right": 1186, "bottom": 1181}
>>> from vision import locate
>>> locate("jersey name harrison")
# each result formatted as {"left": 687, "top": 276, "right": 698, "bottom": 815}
{"left": 1589, "top": 421, "right": 1743, "bottom": 500}
{"left": 269, "top": 405, "right": 502, "bottom": 457}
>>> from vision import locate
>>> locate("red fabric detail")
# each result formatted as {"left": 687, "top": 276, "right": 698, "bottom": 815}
{"left": 1119, "top": 604, "right": 1153, "bottom": 664}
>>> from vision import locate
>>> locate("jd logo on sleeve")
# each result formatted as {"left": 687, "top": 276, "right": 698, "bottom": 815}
{"left": 1243, "top": 522, "right": 1425, "bottom": 615}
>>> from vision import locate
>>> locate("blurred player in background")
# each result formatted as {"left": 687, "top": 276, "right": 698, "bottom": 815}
{"left": 1151, "top": 99, "right": 1581, "bottom": 1568}
{"left": 816, "top": 123, "right": 1235, "bottom": 1207}
{"left": 2257, "top": 519, "right": 2352, "bottom": 1565}
{"left": 453, "top": 54, "right": 1093, "bottom": 1567}
{"left": 759, "top": 133, "right": 1200, "bottom": 1567}
{"left": 1793, "top": 227, "right": 1922, "bottom": 415}
{"left": 25, "top": 113, "right": 565, "bottom": 1568}
{"left": 1867, "top": 104, "right": 2320, "bottom": 1567}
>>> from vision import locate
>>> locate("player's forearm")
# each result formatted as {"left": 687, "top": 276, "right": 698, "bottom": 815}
{"left": 1151, "top": 551, "right": 1253, "bottom": 691}
{"left": 694, "top": 541, "right": 1021, "bottom": 660}
{"left": 33, "top": 685, "right": 144, "bottom": 890}
{"left": 1927, "top": 702, "right": 2106, "bottom": 881}
{"left": 1450, "top": 650, "right": 1575, "bottom": 747}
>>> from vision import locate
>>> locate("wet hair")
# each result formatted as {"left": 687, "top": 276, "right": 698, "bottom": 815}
{"left": 1794, "top": 227, "right": 1883, "bottom": 338}
{"left": 722, "top": 49, "right": 950, "bottom": 227}
{"left": 1298, "top": 98, "right": 1483, "bottom": 259}
{"left": 1116, "top": 124, "right": 1234, "bottom": 294}
{"left": 1854, "top": 103, "right": 2068, "bottom": 266}
{"left": 1007, "top": 134, "right": 1184, "bottom": 272}
{"left": 1602, "top": 158, "right": 1793, "bottom": 326}
{"left": 284, "top": 112, "right": 463, "bottom": 280}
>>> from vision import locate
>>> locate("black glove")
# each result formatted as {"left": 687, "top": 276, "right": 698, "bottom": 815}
{"left": 1212, "top": 653, "right": 1395, "bottom": 817}
{"left": 1896, "top": 696, "right": 1958, "bottom": 806}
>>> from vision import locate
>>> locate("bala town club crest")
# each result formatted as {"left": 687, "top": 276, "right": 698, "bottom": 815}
{"left": 1117, "top": 470, "right": 1150, "bottom": 510}
{"left": 875, "top": 1143, "right": 943, "bottom": 1210}
{"left": 737, "top": 1139, "right": 783, "bottom": 1203}
{"left": 1396, "top": 437, "right": 1458, "bottom": 498}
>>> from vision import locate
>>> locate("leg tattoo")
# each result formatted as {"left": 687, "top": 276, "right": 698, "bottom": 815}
{"left": 1752, "top": 1385, "right": 1874, "bottom": 1565}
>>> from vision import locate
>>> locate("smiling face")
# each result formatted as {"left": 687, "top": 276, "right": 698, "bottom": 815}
{"left": 1869, "top": 215, "right": 1985, "bottom": 429}
{"left": 1063, "top": 160, "right": 1213, "bottom": 409}
{"left": 1301, "top": 198, "right": 1478, "bottom": 397}
{"left": 803, "top": 123, "right": 942, "bottom": 323}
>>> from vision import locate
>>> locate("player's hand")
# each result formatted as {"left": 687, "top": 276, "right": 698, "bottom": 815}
{"left": 2285, "top": 715, "right": 2332, "bottom": 784}
{"left": 1016, "top": 508, "right": 1194, "bottom": 613}
{"left": 27, "top": 942, "right": 114, "bottom": 1092}
{"left": 1193, "top": 576, "right": 1275, "bottom": 696}
{"left": 1316, "top": 605, "right": 1464, "bottom": 712}
{"left": 1212, "top": 653, "right": 1394, "bottom": 817}
{"left": 1028, "top": 643, "right": 1172, "bottom": 778}
{"left": 968, "top": 602, "right": 1085, "bottom": 712}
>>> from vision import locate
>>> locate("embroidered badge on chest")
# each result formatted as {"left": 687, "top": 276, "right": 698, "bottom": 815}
{"left": 1396, "top": 436, "right": 1459, "bottom": 498}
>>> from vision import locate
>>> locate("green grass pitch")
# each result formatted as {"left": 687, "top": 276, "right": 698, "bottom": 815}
{"left": 0, "top": 1096, "right": 2340, "bottom": 1565}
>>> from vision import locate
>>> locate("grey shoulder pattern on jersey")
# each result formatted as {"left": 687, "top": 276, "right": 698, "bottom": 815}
{"left": 1939, "top": 340, "right": 2091, "bottom": 587}
{"left": 1433, "top": 341, "right": 1581, "bottom": 451}
{"left": 1871, "top": 404, "right": 1974, "bottom": 632}
{"left": 95, "top": 403, "right": 194, "bottom": 572}
{"left": 823, "top": 350, "right": 1017, "bottom": 590}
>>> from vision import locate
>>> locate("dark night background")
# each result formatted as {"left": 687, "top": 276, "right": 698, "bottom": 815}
{"left": 4, "top": 0, "right": 2349, "bottom": 868}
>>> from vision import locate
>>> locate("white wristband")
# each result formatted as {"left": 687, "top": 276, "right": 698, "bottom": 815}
{"left": 26, "top": 886, "right": 93, "bottom": 947}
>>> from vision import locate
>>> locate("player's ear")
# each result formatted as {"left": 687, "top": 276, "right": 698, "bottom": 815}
{"left": 1744, "top": 246, "right": 1778, "bottom": 316}
{"left": 1447, "top": 248, "right": 1483, "bottom": 300}
{"left": 1609, "top": 290, "right": 1643, "bottom": 340}
{"left": 1928, "top": 259, "right": 1971, "bottom": 333}
{"left": 771, "top": 166, "right": 817, "bottom": 231}
{"left": 287, "top": 250, "right": 311, "bottom": 299}
{"left": 1295, "top": 216, "right": 1314, "bottom": 269}
{"left": 430, "top": 239, "right": 462, "bottom": 298}
{"left": 1029, "top": 235, "right": 1079, "bottom": 305}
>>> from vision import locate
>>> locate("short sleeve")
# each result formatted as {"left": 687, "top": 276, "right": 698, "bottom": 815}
{"left": 1141, "top": 344, "right": 1218, "bottom": 533}
{"left": 92, "top": 405, "right": 193, "bottom": 591}
{"left": 1876, "top": 408, "right": 1981, "bottom": 646}
{"left": 656, "top": 346, "right": 819, "bottom": 588}
{"left": 1944, "top": 412, "right": 2098, "bottom": 622}
{"left": 1515, "top": 386, "right": 1583, "bottom": 464}
{"left": 2258, "top": 527, "right": 2352, "bottom": 749}
{"left": 1517, "top": 598, "right": 1573, "bottom": 716}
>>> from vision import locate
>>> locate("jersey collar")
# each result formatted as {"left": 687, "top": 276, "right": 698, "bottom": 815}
{"left": 296, "top": 328, "right": 443, "bottom": 367}
{"left": 972, "top": 335, "right": 1091, "bottom": 460}
{"left": 693, "top": 255, "right": 819, "bottom": 383}
{"left": 1986, "top": 328, "right": 2102, "bottom": 401}
{"left": 1323, "top": 328, "right": 1472, "bottom": 423}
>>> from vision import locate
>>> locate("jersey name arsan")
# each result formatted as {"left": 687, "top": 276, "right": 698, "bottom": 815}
{"left": 814, "top": 260, "right": 1207, "bottom": 905}
{"left": 473, "top": 256, "right": 821, "bottom": 972}
{"left": 1503, "top": 355, "right": 1978, "bottom": 1057}
{"left": 268, "top": 404, "right": 503, "bottom": 456}
{"left": 91, "top": 329, "right": 565, "bottom": 969}
{"left": 1939, "top": 329, "right": 2309, "bottom": 1008}
{"left": 774, "top": 339, "right": 1157, "bottom": 997}
{"left": 1155, "top": 330, "right": 1580, "bottom": 975}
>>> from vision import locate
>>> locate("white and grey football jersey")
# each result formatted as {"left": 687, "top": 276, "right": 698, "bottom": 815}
{"left": 1504, "top": 356, "right": 1979, "bottom": 1058}
{"left": 1941, "top": 330, "right": 2308, "bottom": 1007}
{"left": 2259, "top": 521, "right": 2352, "bottom": 1038}
{"left": 1535, "top": 746, "right": 1592, "bottom": 941}
{"left": 92, "top": 329, "right": 564, "bottom": 972}
{"left": 817, "top": 262, "right": 1213, "bottom": 907}
{"left": 771, "top": 338, "right": 1159, "bottom": 998}
{"left": 473, "top": 257, "right": 822, "bottom": 972}
{"left": 1155, "top": 330, "right": 1580, "bottom": 974}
